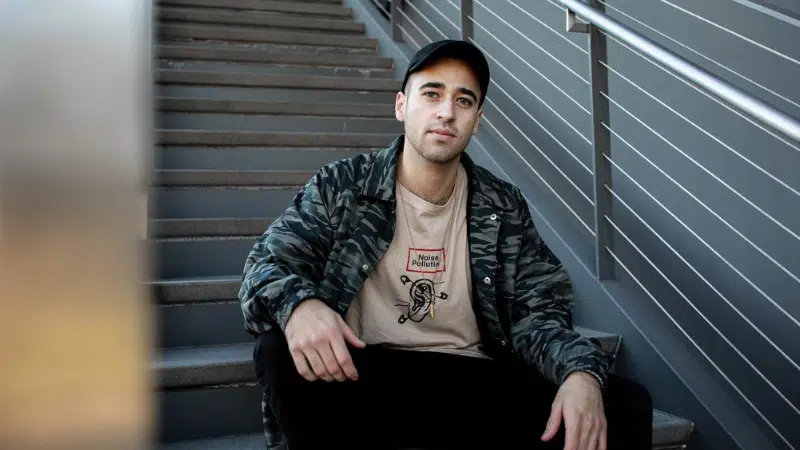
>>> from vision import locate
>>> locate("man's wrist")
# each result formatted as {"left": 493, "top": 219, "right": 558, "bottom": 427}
{"left": 566, "top": 370, "right": 603, "bottom": 389}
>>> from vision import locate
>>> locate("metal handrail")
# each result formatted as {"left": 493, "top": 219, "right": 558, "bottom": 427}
{"left": 559, "top": 0, "right": 800, "bottom": 143}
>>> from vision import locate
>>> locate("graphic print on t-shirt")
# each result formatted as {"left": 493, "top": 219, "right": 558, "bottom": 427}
{"left": 396, "top": 247, "right": 448, "bottom": 324}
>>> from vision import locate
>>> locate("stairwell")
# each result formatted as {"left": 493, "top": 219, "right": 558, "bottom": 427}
{"left": 148, "top": 0, "right": 696, "bottom": 448}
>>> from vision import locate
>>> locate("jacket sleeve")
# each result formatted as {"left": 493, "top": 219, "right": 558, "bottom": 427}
{"left": 508, "top": 195, "right": 614, "bottom": 389}
{"left": 238, "top": 170, "right": 334, "bottom": 333}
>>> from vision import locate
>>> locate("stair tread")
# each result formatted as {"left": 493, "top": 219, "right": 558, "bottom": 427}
{"left": 158, "top": 6, "right": 364, "bottom": 32}
{"left": 158, "top": 0, "right": 350, "bottom": 17}
{"left": 156, "top": 68, "right": 400, "bottom": 91}
{"left": 156, "top": 327, "right": 622, "bottom": 388}
{"left": 157, "top": 97, "right": 396, "bottom": 116}
{"left": 158, "top": 23, "right": 377, "bottom": 49}
{"left": 156, "top": 129, "right": 397, "bottom": 147}
{"left": 156, "top": 43, "right": 394, "bottom": 68}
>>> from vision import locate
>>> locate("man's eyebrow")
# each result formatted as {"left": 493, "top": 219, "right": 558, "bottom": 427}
{"left": 418, "top": 82, "right": 478, "bottom": 102}
{"left": 418, "top": 81, "right": 445, "bottom": 91}
{"left": 458, "top": 87, "right": 478, "bottom": 102}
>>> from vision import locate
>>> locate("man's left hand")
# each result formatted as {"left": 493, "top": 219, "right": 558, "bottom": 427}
{"left": 541, "top": 371, "right": 607, "bottom": 450}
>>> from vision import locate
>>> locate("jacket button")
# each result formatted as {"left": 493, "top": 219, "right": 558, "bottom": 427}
{"left": 362, "top": 264, "right": 369, "bottom": 271}
{"left": 500, "top": 340, "right": 507, "bottom": 347}
{"left": 490, "top": 214, "right": 497, "bottom": 220}
{"left": 483, "top": 277, "right": 491, "bottom": 285}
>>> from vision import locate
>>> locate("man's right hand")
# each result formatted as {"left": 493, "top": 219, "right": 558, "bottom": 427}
{"left": 284, "top": 299, "right": 366, "bottom": 382}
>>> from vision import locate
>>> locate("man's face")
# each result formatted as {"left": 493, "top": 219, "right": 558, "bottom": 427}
{"left": 395, "top": 57, "right": 483, "bottom": 165}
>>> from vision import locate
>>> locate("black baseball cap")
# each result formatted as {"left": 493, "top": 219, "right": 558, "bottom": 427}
{"left": 400, "top": 39, "right": 490, "bottom": 107}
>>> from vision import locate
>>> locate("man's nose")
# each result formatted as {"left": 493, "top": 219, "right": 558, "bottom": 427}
{"left": 436, "top": 99, "right": 455, "bottom": 121}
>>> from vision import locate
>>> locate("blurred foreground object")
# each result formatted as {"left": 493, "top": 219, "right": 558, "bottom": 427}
{"left": 0, "top": 1, "right": 154, "bottom": 450}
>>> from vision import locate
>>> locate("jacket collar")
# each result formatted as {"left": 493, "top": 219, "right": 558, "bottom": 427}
{"left": 361, "top": 134, "right": 513, "bottom": 211}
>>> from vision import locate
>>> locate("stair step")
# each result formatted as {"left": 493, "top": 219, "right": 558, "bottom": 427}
{"left": 158, "top": 24, "right": 378, "bottom": 49}
{"left": 159, "top": 433, "right": 264, "bottom": 450}
{"left": 156, "top": 83, "right": 396, "bottom": 103}
{"left": 158, "top": 6, "right": 364, "bottom": 35}
{"left": 159, "top": 383, "right": 263, "bottom": 443}
{"left": 154, "top": 169, "right": 314, "bottom": 187}
{"left": 153, "top": 236, "right": 258, "bottom": 278}
{"left": 157, "top": 58, "right": 393, "bottom": 78}
{"left": 653, "top": 410, "right": 695, "bottom": 446}
{"left": 158, "top": 300, "right": 253, "bottom": 348}
{"left": 155, "top": 339, "right": 693, "bottom": 447}
{"left": 156, "top": 146, "right": 374, "bottom": 171}
{"left": 156, "top": 343, "right": 254, "bottom": 388}
{"left": 150, "top": 218, "right": 274, "bottom": 238}
{"left": 159, "top": 423, "right": 693, "bottom": 449}
{"left": 156, "top": 44, "right": 393, "bottom": 69}
{"left": 158, "top": 112, "right": 402, "bottom": 134}
{"left": 152, "top": 186, "right": 298, "bottom": 219}
{"left": 157, "top": 97, "right": 395, "bottom": 117}
{"left": 151, "top": 275, "right": 241, "bottom": 303}
{"left": 159, "top": 0, "right": 349, "bottom": 18}
{"left": 156, "top": 130, "right": 396, "bottom": 148}
{"left": 156, "top": 69, "right": 399, "bottom": 91}
{"left": 573, "top": 326, "right": 621, "bottom": 360}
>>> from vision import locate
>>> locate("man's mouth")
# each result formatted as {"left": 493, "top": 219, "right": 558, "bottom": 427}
{"left": 428, "top": 129, "right": 456, "bottom": 137}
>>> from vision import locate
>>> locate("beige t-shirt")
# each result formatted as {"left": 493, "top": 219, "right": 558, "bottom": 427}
{"left": 344, "top": 164, "right": 487, "bottom": 359}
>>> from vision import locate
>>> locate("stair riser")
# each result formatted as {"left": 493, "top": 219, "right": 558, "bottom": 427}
{"left": 157, "top": 147, "right": 374, "bottom": 170}
{"left": 158, "top": 24, "right": 376, "bottom": 49}
{"left": 156, "top": 85, "right": 397, "bottom": 104}
{"left": 158, "top": 39, "right": 379, "bottom": 55}
{"left": 159, "top": 302, "right": 252, "bottom": 348}
{"left": 158, "top": 0, "right": 349, "bottom": 18}
{"left": 154, "top": 238, "right": 258, "bottom": 278}
{"left": 158, "top": 59, "right": 393, "bottom": 78}
{"left": 153, "top": 187, "right": 297, "bottom": 219}
{"left": 158, "top": 113, "right": 403, "bottom": 134}
{"left": 158, "top": 8, "right": 364, "bottom": 35}
{"left": 159, "top": 384, "right": 263, "bottom": 442}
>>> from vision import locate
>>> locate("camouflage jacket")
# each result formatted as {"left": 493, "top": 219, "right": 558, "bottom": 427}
{"left": 239, "top": 135, "right": 614, "bottom": 448}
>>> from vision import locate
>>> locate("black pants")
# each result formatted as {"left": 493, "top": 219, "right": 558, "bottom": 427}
{"left": 254, "top": 329, "right": 653, "bottom": 449}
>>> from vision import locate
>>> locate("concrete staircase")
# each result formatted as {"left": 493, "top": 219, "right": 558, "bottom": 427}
{"left": 148, "top": 0, "right": 695, "bottom": 448}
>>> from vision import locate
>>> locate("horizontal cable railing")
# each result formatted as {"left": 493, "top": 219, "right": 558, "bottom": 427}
{"left": 367, "top": 1, "right": 800, "bottom": 446}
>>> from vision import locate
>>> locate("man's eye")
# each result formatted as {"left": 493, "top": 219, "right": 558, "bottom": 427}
{"left": 423, "top": 91, "right": 438, "bottom": 99}
{"left": 457, "top": 98, "right": 473, "bottom": 107}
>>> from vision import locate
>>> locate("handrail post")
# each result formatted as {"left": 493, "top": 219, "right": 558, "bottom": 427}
{"left": 390, "top": 0, "right": 402, "bottom": 41}
{"left": 568, "top": 0, "right": 615, "bottom": 279}
{"left": 460, "top": 0, "right": 473, "bottom": 42}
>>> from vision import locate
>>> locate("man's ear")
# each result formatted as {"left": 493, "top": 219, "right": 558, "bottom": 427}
{"left": 395, "top": 91, "right": 406, "bottom": 121}
{"left": 472, "top": 108, "right": 483, "bottom": 135}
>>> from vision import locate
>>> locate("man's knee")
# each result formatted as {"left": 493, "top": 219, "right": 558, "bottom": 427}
{"left": 606, "top": 374, "right": 653, "bottom": 415}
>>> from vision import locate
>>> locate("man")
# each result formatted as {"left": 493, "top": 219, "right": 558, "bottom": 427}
{"left": 239, "top": 39, "right": 653, "bottom": 449}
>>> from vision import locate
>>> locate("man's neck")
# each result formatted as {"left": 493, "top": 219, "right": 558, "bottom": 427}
{"left": 397, "top": 140, "right": 461, "bottom": 206}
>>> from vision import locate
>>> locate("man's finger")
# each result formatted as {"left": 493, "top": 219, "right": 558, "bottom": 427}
{"left": 317, "top": 341, "right": 346, "bottom": 382}
{"left": 290, "top": 349, "right": 316, "bottom": 382}
{"left": 304, "top": 348, "right": 333, "bottom": 382}
{"left": 562, "top": 411, "right": 579, "bottom": 450}
{"left": 598, "top": 423, "right": 608, "bottom": 450}
{"left": 339, "top": 318, "right": 366, "bottom": 348}
{"left": 586, "top": 418, "right": 598, "bottom": 450}
{"left": 330, "top": 332, "right": 359, "bottom": 380}
{"left": 541, "top": 400, "right": 562, "bottom": 441}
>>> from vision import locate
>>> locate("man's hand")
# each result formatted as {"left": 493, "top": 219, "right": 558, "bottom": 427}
{"left": 284, "top": 299, "right": 366, "bottom": 382}
{"left": 541, "top": 371, "right": 607, "bottom": 450}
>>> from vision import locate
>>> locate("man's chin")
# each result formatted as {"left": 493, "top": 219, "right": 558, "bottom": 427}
{"left": 420, "top": 147, "right": 463, "bottom": 165}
